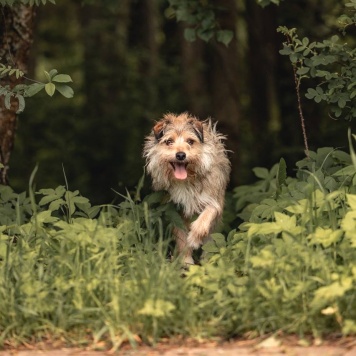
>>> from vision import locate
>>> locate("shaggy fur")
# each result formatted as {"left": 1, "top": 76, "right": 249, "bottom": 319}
{"left": 143, "top": 112, "right": 231, "bottom": 264}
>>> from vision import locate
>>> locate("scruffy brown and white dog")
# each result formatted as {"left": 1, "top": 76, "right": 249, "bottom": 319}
{"left": 143, "top": 112, "right": 231, "bottom": 264}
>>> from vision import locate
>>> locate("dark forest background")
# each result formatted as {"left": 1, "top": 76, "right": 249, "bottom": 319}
{"left": 8, "top": 0, "right": 356, "bottom": 203}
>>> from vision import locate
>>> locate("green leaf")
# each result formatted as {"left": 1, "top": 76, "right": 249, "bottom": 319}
{"left": 25, "top": 83, "right": 45, "bottom": 97}
{"left": 45, "top": 82, "right": 56, "bottom": 97}
{"left": 44, "top": 70, "right": 51, "bottom": 82}
{"left": 138, "top": 299, "right": 175, "bottom": 317}
{"left": 276, "top": 157, "right": 287, "bottom": 191}
{"left": 55, "top": 84, "right": 74, "bottom": 98}
{"left": 16, "top": 94, "right": 25, "bottom": 113}
{"left": 48, "top": 69, "right": 58, "bottom": 78}
{"left": 246, "top": 222, "right": 281, "bottom": 237}
{"left": 4, "top": 93, "right": 11, "bottom": 109}
{"left": 253, "top": 167, "right": 269, "bottom": 179}
{"left": 52, "top": 74, "right": 73, "bottom": 83}
{"left": 309, "top": 227, "right": 343, "bottom": 247}
{"left": 216, "top": 30, "right": 233, "bottom": 46}
{"left": 34, "top": 210, "right": 59, "bottom": 225}
{"left": 201, "top": 241, "right": 219, "bottom": 253}
{"left": 346, "top": 194, "right": 356, "bottom": 211}
{"left": 197, "top": 29, "right": 214, "bottom": 42}
{"left": 211, "top": 233, "right": 226, "bottom": 248}
{"left": 296, "top": 66, "right": 309, "bottom": 75}
{"left": 311, "top": 277, "right": 353, "bottom": 309}
{"left": 184, "top": 28, "right": 196, "bottom": 42}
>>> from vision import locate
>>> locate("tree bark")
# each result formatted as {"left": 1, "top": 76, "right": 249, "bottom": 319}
{"left": 210, "top": 0, "right": 241, "bottom": 186}
{"left": 0, "top": 5, "right": 35, "bottom": 184}
{"left": 245, "top": 1, "right": 281, "bottom": 167}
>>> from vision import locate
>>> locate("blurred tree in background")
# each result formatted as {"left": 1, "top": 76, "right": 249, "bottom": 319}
{"left": 5, "top": 0, "right": 356, "bottom": 203}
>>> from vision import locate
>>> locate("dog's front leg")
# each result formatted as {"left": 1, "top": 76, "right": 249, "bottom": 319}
{"left": 186, "top": 206, "right": 221, "bottom": 249}
{"left": 173, "top": 226, "right": 195, "bottom": 265}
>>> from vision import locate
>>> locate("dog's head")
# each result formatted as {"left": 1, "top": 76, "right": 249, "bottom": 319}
{"left": 146, "top": 113, "right": 206, "bottom": 181}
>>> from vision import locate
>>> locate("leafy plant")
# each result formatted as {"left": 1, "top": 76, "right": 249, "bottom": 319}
{"left": 278, "top": 1, "right": 356, "bottom": 122}
{"left": 0, "top": 67, "right": 74, "bottom": 113}
{"left": 166, "top": 0, "right": 233, "bottom": 46}
{"left": 0, "top": 0, "right": 55, "bottom": 5}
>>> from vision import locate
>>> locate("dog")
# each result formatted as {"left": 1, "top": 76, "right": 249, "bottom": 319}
{"left": 143, "top": 112, "right": 231, "bottom": 264}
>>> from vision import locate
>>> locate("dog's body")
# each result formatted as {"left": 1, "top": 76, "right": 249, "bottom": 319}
{"left": 143, "top": 112, "right": 230, "bottom": 264}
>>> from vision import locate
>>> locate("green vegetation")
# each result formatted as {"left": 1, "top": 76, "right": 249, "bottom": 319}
{"left": 1, "top": 143, "right": 356, "bottom": 349}
{"left": 1, "top": 0, "right": 356, "bottom": 350}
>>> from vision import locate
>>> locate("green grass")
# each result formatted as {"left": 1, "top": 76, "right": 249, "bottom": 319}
{"left": 1, "top": 147, "right": 356, "bottom": 350}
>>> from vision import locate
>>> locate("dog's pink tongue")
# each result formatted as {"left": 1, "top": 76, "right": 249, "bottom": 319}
{"left": 174, "top": 164, "right": 187, "bottom": 180}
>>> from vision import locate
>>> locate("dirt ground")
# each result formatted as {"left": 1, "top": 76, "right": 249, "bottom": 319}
{"left": 1, "top": 336, "right": 356, "bottom": 356}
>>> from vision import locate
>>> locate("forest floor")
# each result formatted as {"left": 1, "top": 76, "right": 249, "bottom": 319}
{"left": 1, "top": 335, "right": 356, "bottom": 356}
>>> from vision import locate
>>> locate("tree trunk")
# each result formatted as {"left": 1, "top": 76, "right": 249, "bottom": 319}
{"left": 0, "top": 5, "right": 35, "bottom": 184}
{"left": 245, "top": 1, "right": 281, "bottom": 167}
{"left": 210, "top": 0, "right": 241, "bottom": 186}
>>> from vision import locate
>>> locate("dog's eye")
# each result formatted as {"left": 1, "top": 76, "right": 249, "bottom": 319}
{"left": 187, "top": 139, "right": 195, "bottom": 146}
{"left": 165, "top": 139, "right": 174, "bottom": 146}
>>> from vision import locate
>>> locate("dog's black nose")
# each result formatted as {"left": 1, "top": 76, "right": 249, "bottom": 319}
{"left": 176, "top": 152, "right": 186, "bottom": 161}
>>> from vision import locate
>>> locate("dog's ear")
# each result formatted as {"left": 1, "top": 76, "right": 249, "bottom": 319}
{"left": 153, "top": 120, "right": 167, "bottom": 141}
{"left": 191, "top": 120, "right": 204, "bottom": 143}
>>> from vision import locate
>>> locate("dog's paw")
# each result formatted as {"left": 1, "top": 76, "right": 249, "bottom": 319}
{"left": 183, "top": 255, "right": 195, "bottom": 265}
{"left": 187, "top": 231, "right": 202, "bottom": 249}
{"left": 187, "top": 220, "right": 208, "bottom": 249}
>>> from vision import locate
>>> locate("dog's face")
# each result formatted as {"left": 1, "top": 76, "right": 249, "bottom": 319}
{"left": 148, "top": 114, "right": 205, "bottom": 181}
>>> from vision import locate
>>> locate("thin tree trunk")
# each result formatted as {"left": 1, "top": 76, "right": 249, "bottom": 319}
{"left": 0, "top": 5, "right": 35, "bottom": 184}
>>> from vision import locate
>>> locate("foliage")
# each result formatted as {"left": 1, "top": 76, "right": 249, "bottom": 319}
{"left": 166, "top": 0, "right": 233, "bottom": 46}
{"left": 0, "top": 67, "right": 73, "bottom": 113}
{"left": 1, "top": 1, "right": 71, "bottom": 113}
{"left": 225, "top": 145, "right": 356, "bottom": 336}
{"left": 256, "top": 0, "right": 283, "bottom": 7}
{"left": 278, "top": 1, "right": 356, "bottom": 121}
{"left": 0, "top": 0, "right": 55, "bottom": 5}
{"left": 1, "top": 145, "right": 356, "bottom": 349}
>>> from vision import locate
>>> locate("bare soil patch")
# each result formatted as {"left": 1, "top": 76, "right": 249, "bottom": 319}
{"left": 1, "top": 335, "right": 356, "bottom": 356}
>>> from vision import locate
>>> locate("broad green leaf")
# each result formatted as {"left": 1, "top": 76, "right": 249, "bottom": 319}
{"left": 56, "top": 84, "right": 74, "bottom": 98}
{"left": 4, "top": 93, "right": 11, "bottom": 109}
{"left": 33, "top": 210, "right": 59, "bottom": 225}
{"left": 52, "top": 74, "right": 73, "bottom": 83}
{"left": 202, "top": 241, "right": 219, "bottom": 253}
{"left": 309, "top": 227, "right": 343, "bottom": 247}
{"left": 16, "top": 94, "right": 25, "bottom": 113}
{"left": 285, "top": 199, "right": 308, "bottom": 214}
{"left": 49, "top": 198, "right": 65, "bottom": 211}
{"left": 296, "top": 66, "right": 309, "bottom": 75}
{"left": 26, "top": 83, "right": 45, "bottom": 97}
{"left": 274, "top": 212, "right": 297, "bottom": 230}
{"left": 333, "top": 165, "right": 356, "bottom": 177}
{"left": 347, "top": 194, "right": 356, "bottom": 211}
{"left": 44, "top": 70, "right": 51, "bottom": 82}
{"left": 311, "top": 277, "right": 353, "bottom": 309}
{"left": 247, "top": 222, "right": 281, "bottom": 237}
{"left": 253, "top": 167, "right": 269, "bottom": 179}
{"left": 211, "top": 233, "right": 226, "bottom": 248}
{"left": 197, "top": 29, "right": 214, "bottom": 42}
{"left": 48, "top": 69, "right": 58, "bottom": 78}
{"left": 45, "top": 82, "right": 56, "bottom": 96}
{"left": 216, "top": 30, "right": 233, "bottom": 46}
{"left": 138, "top": 299, "right": 175, "bottom": 317}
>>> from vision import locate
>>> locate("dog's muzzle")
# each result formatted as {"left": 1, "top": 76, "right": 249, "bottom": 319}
{"left": 170, "top": 151, "right": 188, "bottom": 180}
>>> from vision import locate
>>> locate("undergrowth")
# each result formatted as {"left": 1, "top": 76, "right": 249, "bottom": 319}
{"left": 1, "top": 146, "right": 356, "bottom": 350}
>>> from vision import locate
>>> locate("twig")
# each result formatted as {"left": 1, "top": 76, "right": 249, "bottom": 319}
{"left": 293, "top": 64, "right": 310, "bottom": 159}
